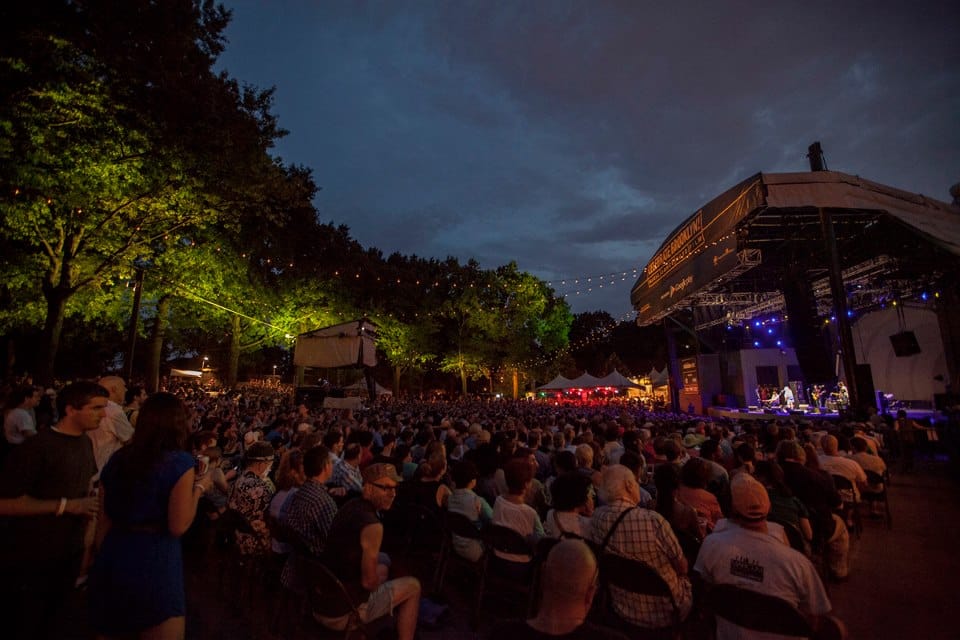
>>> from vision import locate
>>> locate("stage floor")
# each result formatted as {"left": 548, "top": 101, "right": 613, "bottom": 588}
{"left": 706, "top": 406, "right": 939, "bottom": 423}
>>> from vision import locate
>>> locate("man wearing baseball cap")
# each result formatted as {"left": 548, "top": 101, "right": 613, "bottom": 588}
{"left": 694, "top": 474, "right": 840, "bottom": 639}
{"left": 317, "top": 463, "right": 420, "bottom": 640}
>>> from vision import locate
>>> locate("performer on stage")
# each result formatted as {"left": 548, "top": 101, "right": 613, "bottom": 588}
{"left": 837, "top": 381, "right": 850, "bottom": 411}
{"left": 781, "top": 385, "right": 795, "bottom": 410}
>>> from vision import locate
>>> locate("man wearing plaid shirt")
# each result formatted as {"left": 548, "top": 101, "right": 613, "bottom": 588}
{"left": 589, "top": 464, "right": 692, "bottom": 629}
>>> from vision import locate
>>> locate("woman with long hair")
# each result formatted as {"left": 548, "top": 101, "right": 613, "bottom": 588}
{"left": 88, "top": 393, "right": 213, "bottom": 639}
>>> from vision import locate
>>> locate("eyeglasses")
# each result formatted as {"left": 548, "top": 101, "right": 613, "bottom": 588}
{"left": 369, "top": 482, "right": 398, "bottom": 493}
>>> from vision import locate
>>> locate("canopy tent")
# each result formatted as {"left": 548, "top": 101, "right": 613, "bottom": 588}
{"left": 595, "top": 369, "right": 644, "bottom": 389}
{"left": 537, "top": 374, "right": 574, "bottom": 390}
{"left": 566, "top": 372, "right": 604, "bottom": 388}
{"left": 648, "top": 366, "right": 669, "bottom": 387}
{"left": 293, "top": 319, "right": 377, "bottom": 368}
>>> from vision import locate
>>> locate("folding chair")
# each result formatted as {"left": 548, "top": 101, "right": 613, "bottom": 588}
{"left": 862, "top": 470, "right": 892, "bottom": 529}
{"left": 433, "top": 510, "right": 487, "bottom": 626}
{"left": 708, "top": 583, "right": 813, "bottom": 637}
{"left": 830, "top": 475, "right": 862, "bottom": 538}
{"left": 301, "top": 555, "right": 374, "bottom": 639}
{"left": 598, "top": 552, "right": 683, "bottom": 639}
{"left": 479, "top": 524, "right": 537, "bottom": 620}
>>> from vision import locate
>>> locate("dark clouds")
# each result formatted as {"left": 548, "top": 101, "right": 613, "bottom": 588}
{"left": 218, "top": 0, "right": 959, "bottom": 317}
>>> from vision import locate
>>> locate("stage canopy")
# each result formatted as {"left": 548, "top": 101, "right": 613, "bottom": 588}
{"left": 630, "top": 171, "right": 959, "bottom": 329}
{"left": 293, "top": 319, "right": 377, "bottom": 368}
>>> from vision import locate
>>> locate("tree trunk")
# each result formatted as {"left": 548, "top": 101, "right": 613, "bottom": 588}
{"left": 227, "top": 315, "right": 241, "bottom": 387}
{"left": 393, "top": 365, "right": 402, "bottom": 397}
{"left": 38, "top": 289, "right": 69, "bottom": 385}
{"left": 512, "top": 368, "right": 519, "bottom": 400}
{"left": 459, "top": 366, "right": 468, "bottom": 396}
{"left": 146, "top": 294, "right": 171, "bottom": 392}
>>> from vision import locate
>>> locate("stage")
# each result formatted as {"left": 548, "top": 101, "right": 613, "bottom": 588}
{"left": 706, "top": 406, "right": 939, "bottom": 423}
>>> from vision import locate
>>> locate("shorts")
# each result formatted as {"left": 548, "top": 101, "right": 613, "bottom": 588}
{"left": 314, "top": 576, "right": 420, "bottom": 630}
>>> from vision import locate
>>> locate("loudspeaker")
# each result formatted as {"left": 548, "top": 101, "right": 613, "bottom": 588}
{"left": 889, "top": 331, "right": 921, "bottom": 357}
{"left": 748, "top": 405, "right": 759, "bottom": 411}
{"left": 789, "top": 410, "right": 805, "bottom": 416}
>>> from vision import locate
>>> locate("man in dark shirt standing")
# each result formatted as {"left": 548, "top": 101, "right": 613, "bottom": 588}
{"left": 318, "top": 463, "right": 420, "bottom": 640}
{"left": 0, "top": 381, "right": 105, "bottom": 639}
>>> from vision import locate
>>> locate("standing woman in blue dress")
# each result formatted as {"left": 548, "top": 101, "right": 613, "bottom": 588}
{"left": 88, "top": 392, "right": 212, "bottom": 639}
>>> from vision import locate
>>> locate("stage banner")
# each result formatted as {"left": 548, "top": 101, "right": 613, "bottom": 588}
{"left": 632, "top": 174, "right": 766, "bottom": 325}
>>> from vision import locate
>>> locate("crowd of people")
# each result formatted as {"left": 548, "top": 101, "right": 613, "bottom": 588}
{"left": 0, "top": 372, "right": 944, "bottom": 639}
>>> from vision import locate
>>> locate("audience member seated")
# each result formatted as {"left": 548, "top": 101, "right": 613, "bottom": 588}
{"left": 754, "top": 460, "right": 813, "bottom": 548}
{"left": 543, "top": 472, "right": 593, "bottom": 539}
{"left": 695, "top": 474, "right": 842, "bottom": 639}
{"left": 818, "top": 435, "right": 867, "bottom": 502}
{"left": 446, "top": 460, "right": 493, "bottom": 561}
{"left": 850, "top": 436, "right": 888, "bottom": 515}
{"left": 491, "top": 458, "right": 545, "bottom": 579}
{"left": 676, "top": 457, "right": 724, "bottom": 532}
{"left": 589, "top": 464, "right": 692, "bottom": 630}
{"left": 654, "top": 463, "right": 704, "bottom": 540}
{"left": 318, "top": 463, "right": 421, "bottom": 640}
{"left": 486, "top": 539, "right": 629, "bottom": 640}
{"left": 776, "top": 440, "right": 849, "bottom": 580}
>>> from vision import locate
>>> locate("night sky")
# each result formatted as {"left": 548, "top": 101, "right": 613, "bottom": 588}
{"left": 216, "top": 1, "right": 959, "bottom": 318}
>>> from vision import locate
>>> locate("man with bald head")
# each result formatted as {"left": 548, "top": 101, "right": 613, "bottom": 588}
{"left": 588, "top": 464, "right": 692, "bottom": 631}
{"left": 87, "top": 376, "right": 134, "bottom": 476}
{"left": 488, "top": 539, "right": 628, "bottom": 639}
{"left": 817, "top": 435, "right": 867, "bottom": 501}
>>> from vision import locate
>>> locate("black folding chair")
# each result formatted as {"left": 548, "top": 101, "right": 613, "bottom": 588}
{"left": 598, "top": 552, "right": 683, "bottom": 639}
{"left": 709, "top": 583, "right": 813, "bottom": 636}
{"left": 301, "top": 555, "right": 373, "bottom": 639}
{"left": 479, "top": 524, "right": 537, "bottom": 619}
{"left": 830, "top": 475, "right": 862, "bottom": 538}
{"left": 862, "top": 470, "right": 892, "bottom": 529}
{"left": 433, "top": 510, "right": 487, "bottom": 626}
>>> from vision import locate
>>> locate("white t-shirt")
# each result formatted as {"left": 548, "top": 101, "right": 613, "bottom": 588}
{"left": 694, "top": 523, "right": 831, "bottom": 640}
{"left": 4, "top": 408, "right": 36, "bottom": 444}
{"left": 492, "top": 496, "right": 544, "bottom": 562}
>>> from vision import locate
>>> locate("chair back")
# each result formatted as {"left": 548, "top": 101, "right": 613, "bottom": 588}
{"left": 673, "top": 528, "right": 702, "bottom": 564}
{"left": 444, "top": 510, "right": 484, "bottom": 541}
{"left": 599, "top": 552, "right": 675, "bottom": 602}
{"left": 864, "top": 470, "right": 885, "bottom": 486}
{"left": 484, "top": 524, "right": 533, "bottom": 556}
{"left": 769, "top": 518, "right": 807, "bottom": 554}
{"left": 709, "top": 583, "right": 813, "bottom": 637}
{"left": 300, "top": 555, "right": 362, "bottom": 620}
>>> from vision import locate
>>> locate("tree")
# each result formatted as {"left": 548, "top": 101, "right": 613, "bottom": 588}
{"left": 0, "top": 2, "right": 288, "bottom": 382}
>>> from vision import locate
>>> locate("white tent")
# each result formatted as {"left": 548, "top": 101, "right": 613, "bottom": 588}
{"left": 596, "top": 369, "right": 644, "bottom": 389}
{"left": 567, "top": 372, "right": 604, "bottom": 388}
{"left": 648, "top": 366, "right": 669, "bottom": 387}
{"left": 293, "top": 319, "right": 377, "bottom": 368}
{"left": 537, "top": 374, "right": 574, "bottom": 390}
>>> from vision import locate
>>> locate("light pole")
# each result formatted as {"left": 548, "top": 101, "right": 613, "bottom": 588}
{"left": 202, "top": 356, "right": 209, "bottom": 370}
{"left": 273, "top": 364, "right": 277, "bottom": 377}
